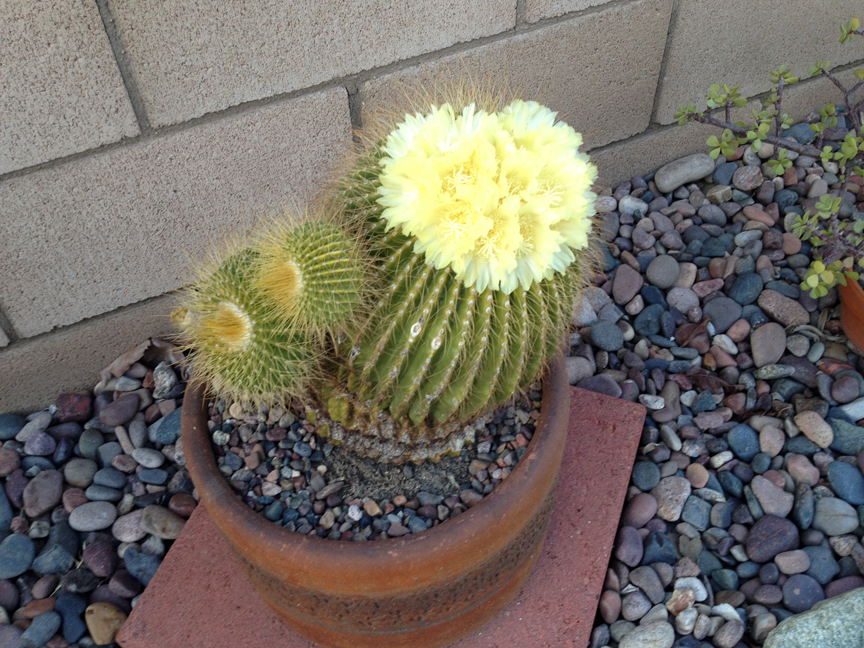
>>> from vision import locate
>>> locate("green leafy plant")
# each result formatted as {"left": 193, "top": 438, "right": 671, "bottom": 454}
{"left": 674, "top": 18, "right": 864, "bottom": 299}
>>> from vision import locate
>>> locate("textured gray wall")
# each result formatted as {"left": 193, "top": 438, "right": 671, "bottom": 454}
{"left": 1, "top": 0, "right": 862, "bottom": 412}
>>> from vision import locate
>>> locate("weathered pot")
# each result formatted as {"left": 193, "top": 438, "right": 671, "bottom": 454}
{"left": 181, "top": 356, "right": 570, "bottom": 648}
{"left": 840, "top": 279, "right": 864, "bottom": 352}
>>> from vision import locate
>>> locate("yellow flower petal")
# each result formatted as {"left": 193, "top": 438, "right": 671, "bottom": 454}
{"left": 378, "top": 100, "right": 597, "bottom": 292}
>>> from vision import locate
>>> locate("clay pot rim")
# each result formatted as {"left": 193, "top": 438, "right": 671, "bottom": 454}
{"left": 182, "top": 355, "right": 569, "bottom": 566}
{"left": 840, "top": 279, "right": 864, "bottom": 351}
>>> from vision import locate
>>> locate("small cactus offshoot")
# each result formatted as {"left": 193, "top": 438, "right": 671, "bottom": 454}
{"left": 256, "top": 218, "right": 367, "bottom": 336}
{"left": 175, "top": 248, "right": 316, "bottom": 407}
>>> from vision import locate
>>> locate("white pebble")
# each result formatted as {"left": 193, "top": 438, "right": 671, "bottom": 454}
{"left": 709, "top": 451, "right": 734, "bottom": 468}
{"left": 712, "top": 603, "right": 743, "bottom": 623}
{"left": 711, "top": 334, "right": 738, "bottom": 355}
{"left": 680, "top": 391, "right": 698, "bottom": 407}
{"left": 640, "top": 395, "right": 667, "bottom": 410}
{"left": 675, "top": 577, "right": 708, "bottom": 601}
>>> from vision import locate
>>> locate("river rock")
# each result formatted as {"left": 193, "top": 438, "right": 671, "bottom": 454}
{"left": 751, "top": 323, "right": 787, "bottom": 367}
{"left": 22, "top": 470, "right": 63, "bottom": 518}
{"left": 794, "top": 411, "right": 834, "bottom": 448}
{"left": 782, "top": 573, "right": 825, "bottom": 613}
{"left": 646, "top": 255, "right": 680, "bottom": 290}
{"left": 112, "top": 510, "right": 147, "bottom": 543}
{"left": 757, "top": 290, "right": 809, "bottom": 326}
{"left": 68, "top": 501, "right": 117, "bottom": 532}
{"left": 139, "top": 505, "right": 186, "bottom": 540}
{"left": 0, "top": 533, "right": 35, "bottom": 579}
{"left": 827, "top": 461, "right": 864, "bottom": 506}
{"left": 85, "top": 602, "right": 127, "bottom": 645}
{"left": 811, "top": 497, "right": 859, "bottom": 536}
{"left": 764, "top": 587, "right": 864, "bottom": 647}
{"left": 746, "top": 515, "right": 799, "bottom": 562}
{"left": 651, "top": 477, "right": 691, "bottom": 522}
{"left": 654, "top": 154, "right": 715, "bottom": 193}
{"left": 63, "top": 458, "right": 98, "bottom": 489}
{"left": 702, "top": 297, "right": 741, "bottom": 334}
{"left": 613, "top": 264, "right": 644, "bottom": 305}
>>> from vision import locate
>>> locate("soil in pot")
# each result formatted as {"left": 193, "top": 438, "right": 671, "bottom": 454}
{"left": 206, "top": 385, "right": 542, "bottom": 540}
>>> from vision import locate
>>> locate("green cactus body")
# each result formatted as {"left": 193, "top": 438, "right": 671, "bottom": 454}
{"left": 323, "top": 211, "right": 574, "bottom": 462}
{"left": 319, "top": 113, "right": 591, "bottom": 463}
{"left": 257, "top": 220, "right": 366, "bottom": 335}
{"left": 179, "top": 249, "right": 315, "bottom": 406}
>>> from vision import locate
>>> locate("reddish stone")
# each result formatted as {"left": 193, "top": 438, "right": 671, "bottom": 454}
{"left": 22, "top": 597, "right": 56, "bottom": 618}
{"left": 63, "top": 488, "right": 88, "bottom": 513}
{"left": 169, "top": 493, "right": 198, "bottom": 519}
{"left": 55, "top": 393, "right": 93, "bottom": 423}
{"left": 824, "top": 575, "right": 864, "bottom": 598}
{"left": 117, "top": 388, "right": 646, "bottom": 648}
{"left": 0, "top": 448, "right": 20, "bottom": 479}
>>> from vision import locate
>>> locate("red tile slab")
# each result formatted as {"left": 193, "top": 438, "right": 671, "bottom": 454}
{"left": 117, "top": 387, "right": 645, "bottom": 648}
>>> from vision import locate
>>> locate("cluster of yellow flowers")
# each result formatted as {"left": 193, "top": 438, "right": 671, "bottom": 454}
{"left": 377, "top": 100, "right": 597, "bottom": 293}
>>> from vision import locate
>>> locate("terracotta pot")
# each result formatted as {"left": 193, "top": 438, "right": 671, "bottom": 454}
{"left": 182, "top": 356, "right": 571, "bottom": 648}
{"left": 840, "top": 279, "right": 864, "bottom": 352}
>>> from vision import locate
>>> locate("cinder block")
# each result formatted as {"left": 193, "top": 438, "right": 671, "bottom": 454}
{"left": 523, "top": 0, "right": 615, "bottom": 24}
{"left": 109, "top": 0, "right": 516, "bottom": 127}
{"left": 0, "top": 86, "right": 351, "bottom": 338}
{"left": 0, "top": 0, "right": 139, "bottom": 174}
{"left": 0, "top": 296, "right": 175, "bottom": 415}
{"left": 654, "top": 0, "right": 863, "bottom": 125}
{"left": 359, "top": 0, "right": 673, "bottom": 151}
{"left": 590, "top": 100, "right": 761, "bottom": 188}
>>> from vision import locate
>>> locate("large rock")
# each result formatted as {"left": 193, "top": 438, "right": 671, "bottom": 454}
{"left": 764, "top": 587, "right": 864, "bottom": 647}
{"left": 811, "top": 497, "right": 859, "bottom": 536}
{"left": 619, "top": 620, "right": 674, "bottom": 648}
{"left": 751, "top": 323, "right": 787, "bottom": 367}
{"left": 654, "top": 154, "right": 715, "bottom": 193}
{"left": 612, "top": 264, "right": 644, "bottom": 305}
{"left": 746, "top": 515, "right": 799, "bottom": 562}
{"left": 757, "top": 290, "right": 809, "bottom": 326}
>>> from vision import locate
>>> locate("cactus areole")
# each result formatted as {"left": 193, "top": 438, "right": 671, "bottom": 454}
{"left": 177, "top": 99, "right": 597, "bottom": 464}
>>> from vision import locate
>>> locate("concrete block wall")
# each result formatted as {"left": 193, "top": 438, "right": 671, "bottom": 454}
{"left": 2, "top": 0, "right": 862, "bottom": 412}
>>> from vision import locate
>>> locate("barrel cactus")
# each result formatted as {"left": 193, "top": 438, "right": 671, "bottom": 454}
{"left": 323, "top": 99, "right": 598, "bottom": 463}
{"left": 175, "top": 96, "right": 598, "bottom": 464}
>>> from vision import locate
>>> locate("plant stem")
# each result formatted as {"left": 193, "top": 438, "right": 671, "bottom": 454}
{"left": 775, "top": 77, "right": 785, "bottom": 137}
{"left": 686, "top": 112, "right": 822, "bottom": 157}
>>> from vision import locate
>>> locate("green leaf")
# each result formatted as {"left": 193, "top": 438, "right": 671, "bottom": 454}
{"left": 706, "top": 135, "right": 720, "bottom": 147}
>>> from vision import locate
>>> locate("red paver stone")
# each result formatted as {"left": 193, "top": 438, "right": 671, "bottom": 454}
{"left": 117, "top": 387, "right": 645, "bottom": 648}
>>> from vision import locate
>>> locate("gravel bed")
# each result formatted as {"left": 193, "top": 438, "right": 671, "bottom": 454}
{"left": 583, "top": 115, "right": 864, "bottom": 648}
{"left": 3, "top": 111, "right": 864, "bottom": 648}
{"left": 206, "top": 387, "right": 541, "bottom": 540}
{"left": 0, "top": 341, "right": 193, "bottom": 647}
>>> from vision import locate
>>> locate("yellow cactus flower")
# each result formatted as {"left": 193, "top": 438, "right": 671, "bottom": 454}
{"left": 377, "top": 100, "right": 597, "bottom": 293}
